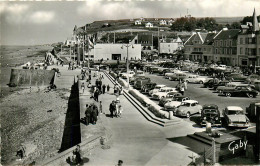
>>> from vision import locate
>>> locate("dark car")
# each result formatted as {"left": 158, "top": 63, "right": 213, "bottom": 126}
{"left": 200, "top": 104, "right": 221, "bottom": 126}
{"left": 141, "top": 82, "right": 157, "bottom": 94}
{"left": 212, "top": 80, "right": 230, "bottom": 90}
{"left": 150, "top": 67, "right": 160, "bottom": 74}
{"left": 134, "top": 78, "right": 151, "bottom": 89}
{"left": 222, "top": 85, "right": 258, "bottom": 98}
{"left": 203, "top": 78, "right": 219, "bottom": 88}
{"left": 246, "top": 102, "right": 260, "bottom": 122}
{"left": 158, "top": 92, "right": 183, "bottom": 106}
{"left": 130, "top": 76, "right": 148, "bottom": 85}
{"left": 226, "top": 73, "right": 247, "bottom": 82}
{"left": 159, "top": 68, "right": 171, "bottom": 76}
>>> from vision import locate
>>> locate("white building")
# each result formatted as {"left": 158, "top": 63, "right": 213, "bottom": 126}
{"left": 145, "top": 22, "right": 153, "bottom": 28}
{"left": 159, "top": 20, "right": 167, "bottom": 26}
{"left": 135, "top": 20, "right": 142, "bottom": 25}
{"left": 168, "top": 19, "right": 175, "bottom": 26}
{"left": 159, "top": 37, "right": 183, "bottom": 54}
{"left": 88, "top": 43, "right": 142, "bottom": 61}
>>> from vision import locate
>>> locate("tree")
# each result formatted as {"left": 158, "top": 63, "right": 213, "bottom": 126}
{"left": 231, "top": 22, "right": 241, "bottom": 29}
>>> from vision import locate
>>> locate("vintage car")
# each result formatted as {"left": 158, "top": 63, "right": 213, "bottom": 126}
{"left": 130, "top": 76, "right": 147, "bottom": 85}
{"left": 222, "top": 85, "right": 258, "bottom": 98}
{"left": 164, "top": 96, "right": 190, "bottom": 112}
{"left": 246, "top": 74, "right": 260, "bottom": 84}
{"left": 246, "top": 102, "right": 260, "bottom": 122}
{"left": 148, "top": 84, "right": 166, "bottom": 96}
{"left": 150, "top": 67, "right": 160, "bottom": 74}
{"left": 200, "top": 104, "right": 221, "bottom": 126}
{"left": 158, "top": 92, "right": 182, "bottom": 106}
{"left": 184, "top": 75, "right": 208, "bottom": 84}
{"left": 216, "top": 82, "right": 242, "bottom": 93}
{"left": 225, "top": 73, "right": 247, "bottom": 82}
{"left": 152, "top": 87, "right": 178, "bottom": 100}
{"left": 141, "top": 82, "right": 157, "bottom": 94}
{"left": 212, "top": 80, "right": 230, "bottom": 90}
{"left": 120, "top": 71, "right": 135, "bottom": 79}
{"left": 175, "top": 100, "right": 202, "bottom": 118}
{"left": 223, "top": 106, "right": 250, "bottom": 128}
{"left": 169, "top": 73, "right": 187, "bottom": 81}
{"left": 133, "top": 77, "right": 151, "bottom": 89}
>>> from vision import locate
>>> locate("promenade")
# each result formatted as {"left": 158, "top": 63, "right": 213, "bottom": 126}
{"left": 49, "top": 66, "right": 205, "bottom": 166}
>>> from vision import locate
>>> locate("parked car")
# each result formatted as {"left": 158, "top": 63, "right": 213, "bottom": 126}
{"left": 141, "top": 82, "right": 157, "bottom": 94}
{"left": 246, "top": 74, "right": 260, "bottom": 84}
{"left": 184, "top": 75, "right": 208, "bottom": 84}
{"left": 223, "top": 106, "right": 250, "bottom": 128}
{"left": 200, "top": 104, "right": 221, "bottom": 126}
{"left": 216, "top": 82, "right": 243, "bottom": 93}
{"left": 130, "top": 76, "right": 147, "bottom": 85}
{"left": 222, "top": 85, "right": 258, "bottom": 98}
{"left": 246, "top": 102, "right": 260, "bottom": 122}
{"left": 169, "top": 73, "right": 187, "bottom": 81}
{"left": 120, "top": 71, "right": 135, "bottom": 79}
{"left": 134, "top": 70, "right": 145, "bottom": 77}
{"left": 212, "top": 80, "right": 230, "bottom": 90}
{"left": 152, "top": 87, "right": 178, "bottom": 100}
{"left": 164, "top": 96, "right": 190, "bottom": 112}
{"left": 158, "top": 92, "right": 182, "bottom": 106}
{"left": 175, "top": 100, "right": 202, "bottom": 118}
{"left": 226, "top": 73, "right": 247, "bottom": 82}
{"left": 195, "top": 67, "right": 208, "bottom": 75}
{"left": 150, "top": 67, "right": 160, "bottom": 74}
{"left": 133, "top": 77, "right": 151, "bottom": 89}
{"left": 148, "top": 84, "right": 167, "bottom": 96}
{"left": 203, "top": 78, "right": 220, "bottom": 88}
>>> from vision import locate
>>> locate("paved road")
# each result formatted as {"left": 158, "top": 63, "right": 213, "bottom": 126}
{"left": 143, "top": 72, "right": 259, "bottom": 113}
{"left": 83, "top": 70, "right": 205, "bottom": 166}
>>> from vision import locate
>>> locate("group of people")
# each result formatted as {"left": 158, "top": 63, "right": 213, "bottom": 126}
{"left": 66, "top": 145, "right": 82, "bottom": 165}
{"left": 109, "top": 99, "right": 123, "bottom": 118}
{"left": 113, "top": 84, "right": 123, "bottom": 96}
{"left": 68, "top": 61, "right": 77, "bottom": 70}
{"left": 84, "top": 103, "right": 100, "bottom": 125}
{"left": 176, "top": 80, "right": 187, "bottom": 95}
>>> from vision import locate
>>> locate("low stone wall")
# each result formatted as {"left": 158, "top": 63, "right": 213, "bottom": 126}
{"left": 9, "top": 69, "right": 55, "bottom": 87}
{"left": 129, "top": 89, "right": 169, "bottom": 119}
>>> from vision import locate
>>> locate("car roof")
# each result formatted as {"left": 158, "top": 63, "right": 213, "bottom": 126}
{"left": 203, "top": 104, "right": 218, "bottom": 109}
{"left": 156, "top": 84, "right": 166, "bottom": 87}
{"left": 183, "top": 100, "right": 198, "bottom": 104}
{"left": 226, "top": 106, "right": 243, "bottom": 111}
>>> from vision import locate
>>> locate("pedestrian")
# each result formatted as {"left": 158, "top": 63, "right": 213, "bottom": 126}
{"left": 183, "top": 80, "right": 187, "bottom": 90}
{"left": 102, "top": 84, "right": 106, "bottom": 94}
{"left": 85, "top": 104, "right": 90, "bottom": 125}
{"left": 180, "top": 84, "right": 185, "bottom": 95}
{"left": 109, "top": 101, "right": 115, "bottom": 118}
{"left": 114, "top": 85, "right": 117, "bottom": 94}
{"left": 116, "top": 160, "right": 123, "bottom": 166}
{"left": 94, "top": 89, "right": 99, "bottom": 101}
{"left": 81, "top": 82, "right": 85, "bottom": 94}
{"left": 118, "top": 105, "right": 123, "bottom": 118}
{"left": 107, "top": 84, "right": 110, "bottom": 92}
{"left": 75, "top": 145, "right": 82, "bottom": 164}
{"left": 89, "top": 105, "right": 94, "bottom": 124}
{"left": 99, "top": 101, "right": 103, "bottom": 114}
{"left": 92, "top": 105, "right": 98, "bottom": 124}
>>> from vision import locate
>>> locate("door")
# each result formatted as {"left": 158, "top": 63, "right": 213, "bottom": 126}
{"left": 112, "top": 54, "right": 121, "bottom": 60}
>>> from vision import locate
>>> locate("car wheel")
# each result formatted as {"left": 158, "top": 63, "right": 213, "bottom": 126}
{"left": 199, "top": 80, "right": 203, "bottom": 84}
{"left": 247, "top": 93, "right": 253, "bottom": 98}
{"left": 226, "top": 92, "right": 231, "bottom": 97}
{"left": 186, "top": 112, "right": 191, "bottom": 118}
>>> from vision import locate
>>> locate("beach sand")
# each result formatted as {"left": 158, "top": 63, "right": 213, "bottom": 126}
{"left": 0, "top": 45, "right": 68, "bottom": 165}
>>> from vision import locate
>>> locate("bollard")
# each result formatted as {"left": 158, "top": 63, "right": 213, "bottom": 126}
{"left": 169, "top": 111, "right": 174, "bottom": 120}
{"left": 206, "top": 122, "right": 212, "bottom": 133}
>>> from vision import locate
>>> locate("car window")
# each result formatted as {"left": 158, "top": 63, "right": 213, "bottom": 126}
{"left": 183, "top": 103, "right": 191, "bottom": 107}
{"left": 191, "top": 103, "right": 197, "bottom": 106}
{"left": 228, "top": 110, "right": 243, "bottom": 115}
{"left": 203, "top": 109, "right": 217, "bottom": 114}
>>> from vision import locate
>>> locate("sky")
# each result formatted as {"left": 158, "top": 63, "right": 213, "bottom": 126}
{"left": 0, "top": 0, "right": 260, "bottom": 45}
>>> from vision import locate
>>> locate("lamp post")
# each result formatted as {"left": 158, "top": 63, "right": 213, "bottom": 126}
{"left": 121, "top": 44, "right": 134, "bottom": 89}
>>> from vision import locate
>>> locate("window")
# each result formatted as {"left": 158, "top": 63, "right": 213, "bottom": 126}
{"left": 220, "top": 41, "right": 223, "bottom": 46}
{"left": 230, "top": 41, "right": 232, "bottom": 46}
{"left": 240, "top": 38, "right": 243, "bottom": 44}
{"left": 224, "top": 41, "right": 226, "bottom": 46}
{"left": 240, "top": 47, "right": 243, "bottom": 54}
{"left": 215, "top": 48, "right": 218, "bottom": 54}
{"left": 215, "top": 41, "right": 218, "bottom": 47}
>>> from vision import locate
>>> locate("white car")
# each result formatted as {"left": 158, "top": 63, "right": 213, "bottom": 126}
{"left": 223, "top": 106, "right": 250, "bottom": 128}
{"left": 152, "top": 87, "right": 178, "bottom": 100}
{"left": 184, "top": 75, "right": 208, "bottom": 84}
{"left": 175, "top": 100, "right": 202, "bottom": 118}
{"left": 164, "top": 96, "right": 190, "bottom": 111}
{"left": 149, "top": 84, "right": 166, "bottom": 96}
{"left": 120, "top": 71, "right": 135, "bottom": 79}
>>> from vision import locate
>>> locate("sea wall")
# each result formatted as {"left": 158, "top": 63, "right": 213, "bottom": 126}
{"left": 9, "top": 69, "right": 55, "bottom": 87}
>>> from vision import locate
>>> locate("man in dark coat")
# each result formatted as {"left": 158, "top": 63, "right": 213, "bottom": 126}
{"left": 92, "top": 104, "right": 98, "bottom": 124}
{"left": 102, "top": 84, "right": 106, "bottom": 94}
{"left": 94, "top": 89, "right": 99, "bottom": 101}
{"left": 85, "top": 104, "right": 90, "bottom": 125}
{"left": 109, "top": 101, "right": 115, "bottom": 118}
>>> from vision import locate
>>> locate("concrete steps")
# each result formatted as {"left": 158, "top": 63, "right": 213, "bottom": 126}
{"left": 103, "top": 71, "right": 182, "bottom": 127}
{"left": 187, "top": 133, "right": 213, "bottom": 146}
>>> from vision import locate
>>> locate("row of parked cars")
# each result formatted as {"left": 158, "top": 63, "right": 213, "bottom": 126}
{"left": 117, "top": 62, "right": 259, "bottom": 128}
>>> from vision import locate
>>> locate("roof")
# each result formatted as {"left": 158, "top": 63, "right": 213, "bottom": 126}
{"left": 214, "top": 29, "right": 240, "bottom": 40}
{"left": 183, "top": 100, "right": 198, "bottom": 104}
{"left": 203, "top": 33, "right": 217, "bottom": 45}
{"left": 203, "top": 104, "right": 218, "bottom": 109}
{"left": 226, "top": 106, "right": 243, "bottom": 111}
{"left": 138, "top": 34, "right": 153, "bottom": 44}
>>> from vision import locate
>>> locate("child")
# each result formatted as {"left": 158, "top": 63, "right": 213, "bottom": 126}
{"left": 99, "top": 101, "right": 103, "bottom": 114}
{"left": 118, "top": 105, "right": 123, "bottom": 118}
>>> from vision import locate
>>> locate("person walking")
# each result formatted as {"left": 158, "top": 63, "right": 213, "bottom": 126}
{"left": 81, "top": 82, "right": 85, "bottom": 94}
{"left": 109, "top": 101, "right": 115, "bottom": 118}
{"left": 92, "top": 105, "right": 98, "bottom": 124}
{"left": 107, "top": 84, "right": 110, "bottom": 92}
{"left": 85, "top": 104, "right": 90, "bottom": 125}
{"left": 102, "top": 84, "right": 106, "bottom": 94}
{"left": 94, "top": 89, "right": 99, "bottom": 102}
{"left": 180, "top": 84, "right": 185, "bottom": 95}
{"left": 118, "top": 105, "right": 123, "bottom": 118}
{"left": 99, "top": 101, "right": 103, "bottom": 114}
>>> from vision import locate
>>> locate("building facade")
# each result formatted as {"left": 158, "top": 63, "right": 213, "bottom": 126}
{"left": 159, "top": 37, "right": 183, "bottom": 54}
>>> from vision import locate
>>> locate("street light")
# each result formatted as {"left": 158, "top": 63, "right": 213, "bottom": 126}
{"left": 121, "top": 44, "right": 134, "bottom": 89}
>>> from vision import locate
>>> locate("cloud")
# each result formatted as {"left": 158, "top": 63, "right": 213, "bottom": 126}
{"left": 0, "top": 3, "right": 29, "bottom": 15}
{"left": 29, "top": 11, "right": 55, "bottom": 24}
